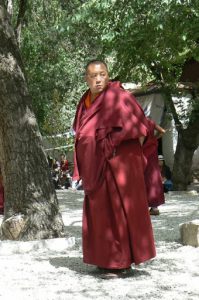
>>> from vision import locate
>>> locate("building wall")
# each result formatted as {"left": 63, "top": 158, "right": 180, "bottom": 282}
{"left": 136, "top": 93, "right": 199, "bottom": 171}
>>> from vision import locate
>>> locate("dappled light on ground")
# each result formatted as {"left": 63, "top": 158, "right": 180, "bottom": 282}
{"left": 0, "top": 187, "right": 199, "bottom": 299}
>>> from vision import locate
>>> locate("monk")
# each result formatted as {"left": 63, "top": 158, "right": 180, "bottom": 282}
{"left": 73, "top": 60, "right": 156, "bottom": 278}
{"left": 143, "top": 120, "right": 165, "bottom": 215}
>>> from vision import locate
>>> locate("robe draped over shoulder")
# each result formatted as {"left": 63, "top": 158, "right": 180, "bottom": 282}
{"left": 73, "top": 82, "right": 148, "bottom": 195}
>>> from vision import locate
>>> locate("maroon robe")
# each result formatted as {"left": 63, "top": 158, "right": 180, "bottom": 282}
{"left": 73, "top": 81, "right": 156, "bottom": 268}
{"left": 143, "top": 119, "right": 165, "bottom": 208}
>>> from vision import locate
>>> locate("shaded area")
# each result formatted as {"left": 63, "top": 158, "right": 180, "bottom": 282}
{"left": 49, "top": 256, "right": 150, "bottom": 278}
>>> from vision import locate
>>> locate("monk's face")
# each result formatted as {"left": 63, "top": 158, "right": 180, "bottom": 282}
{"left": 85, "top": 63, "right": 109, "bottom": 96}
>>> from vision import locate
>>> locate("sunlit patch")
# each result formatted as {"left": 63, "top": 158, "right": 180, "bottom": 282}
{"left": 116, "top": 170, "right": 127, "bottom": 186}
{"left": 21, "top": 108, "right": 37, "bottom": 126}
{"left": 0, "top": 53, "right": 25, "bottom": 79}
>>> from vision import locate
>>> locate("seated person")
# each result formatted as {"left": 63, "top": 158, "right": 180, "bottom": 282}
{"left": 158, "top": 155, "right": 173, "bottom": 193}
{"left": 59, "top": 154, "right": 71, "bottom": 188}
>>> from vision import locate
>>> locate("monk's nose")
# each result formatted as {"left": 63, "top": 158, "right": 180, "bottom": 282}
{"left": 96, "top": 75, "right": 102, "bottom": 82}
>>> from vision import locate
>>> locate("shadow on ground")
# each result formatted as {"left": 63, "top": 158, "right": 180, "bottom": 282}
{"left": 49, "top": 256, "right": 151, "bottom": 279}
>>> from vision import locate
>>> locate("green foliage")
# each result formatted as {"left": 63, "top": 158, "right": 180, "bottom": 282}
{"left": 19, "top": 0, "right": 89, "bottom": 134}
{"left": 69, "top": 0, "right": 199, "bottom": 132}
{"left": 13, "top": 0, "right": 199, "bottom": 136}
{"left": 70, "top": 0, "right": 199, "bottom": 85}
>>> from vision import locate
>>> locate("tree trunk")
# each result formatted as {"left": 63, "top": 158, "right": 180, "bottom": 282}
{"left": 0, "top": 2, "right": 65, "bottom": 240}
{"left": 163, "top": 88, "right": 199, "bottom": 191}
{"left": 6, "top": 0, "right": 13, "bottom": 16}
{"left": 172, "top": 130, "right": 197, "bottom": 191}
{"left": 15, "top": 0, "right": 27, "bottom": 46}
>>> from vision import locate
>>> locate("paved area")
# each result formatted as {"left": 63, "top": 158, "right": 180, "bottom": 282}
{"left": 0, "top": 186, "right": 199, "bottom": 300}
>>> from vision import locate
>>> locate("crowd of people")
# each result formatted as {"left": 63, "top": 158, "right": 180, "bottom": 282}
{"left": 47, "top": 153, "right": 83, "bottom": 190}
{"left": 48, "top": 154, "right": 72, "bottom": 190}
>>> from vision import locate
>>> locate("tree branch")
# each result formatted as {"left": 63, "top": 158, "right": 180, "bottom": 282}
{"left": 162, "top": 88, "right": 183, "bottom": 132}
{"left": 15, "top": 0, "right": 27, "bottom": 46}
{"left": 6, "top": 0, "right": 13, "bottom": 16}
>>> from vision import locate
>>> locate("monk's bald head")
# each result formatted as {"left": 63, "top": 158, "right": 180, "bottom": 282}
{"left": 85, "top": 60, "right": 108, "bottom": 74}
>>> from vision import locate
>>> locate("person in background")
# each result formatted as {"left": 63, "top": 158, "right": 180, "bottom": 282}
{"left": 60, "top": 154, "right": 69, "bottom": 171}
{"left": 59, "top": 154, "right": 71, "bottom": 189}
{"left": 71, "top": 178, "right": 83, "bottom": 190}
{"left": 158, "top": 155, "right": 173, "bottom": 193}
{"left": 143, "top": 120, "right": 166, "bottom": 216}
{"left": 0, "top": 167, "right": 4, "bottom": 214}
{"left": 72, "top": 59, "right": 156, "bottom": 279}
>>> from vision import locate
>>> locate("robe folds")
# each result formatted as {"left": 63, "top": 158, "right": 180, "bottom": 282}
{"left": 143, "top": 119, "right": 165, "bottom": 208}
{"left": 73, "top": 81, "right": 156, "bottom": 268}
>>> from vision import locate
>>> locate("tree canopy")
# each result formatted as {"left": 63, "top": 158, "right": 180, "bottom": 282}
{"left": 17, "top": 0, "right": 101, "bottom": 134}
{"left": 68, "top": 0, "right": 199, "bottom": 82}
{"left": 16, "top": 0, "right": 199, "bottom": 131}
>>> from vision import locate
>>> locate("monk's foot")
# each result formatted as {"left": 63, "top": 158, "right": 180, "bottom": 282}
{"left": 150, "top": 207, "right": 160, "bottom": 216}
{"left": 98, "top": 267, "right": 131, "bottom": 279}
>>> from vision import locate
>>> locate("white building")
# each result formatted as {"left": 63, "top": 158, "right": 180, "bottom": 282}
{"left": 123, "top": 83, "right": 199, "bottom": 171}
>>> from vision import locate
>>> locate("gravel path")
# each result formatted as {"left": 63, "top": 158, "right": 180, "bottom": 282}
{"left": 0, "top": 186, "right": 199, "bottom": 300}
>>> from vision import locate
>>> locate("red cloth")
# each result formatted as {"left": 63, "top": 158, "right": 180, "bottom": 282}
{"left": 73, "top": 81, "right": 156, "bottom": 268}
{"left": 74, "top": 82, "right": 149, "bottom": 194}
{"left": 143, "top": 119, "right": 165, "bottom": 207}
{"left": 60, "top": 160, "right": 69, "bottom": 172}
{"left": 72, "top": 151, "right": 80, "bottom": 181}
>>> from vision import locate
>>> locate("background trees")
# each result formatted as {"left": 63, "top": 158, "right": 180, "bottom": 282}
{"left": 19, "top": 0, "right": 100, "bottom": 135}
{"left": 0, "top": 0, "right": 64, "bottom": 240}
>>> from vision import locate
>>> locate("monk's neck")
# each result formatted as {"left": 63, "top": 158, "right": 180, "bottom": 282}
{"left": 90, "top": 92, "right": 100, "bottom": 103}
